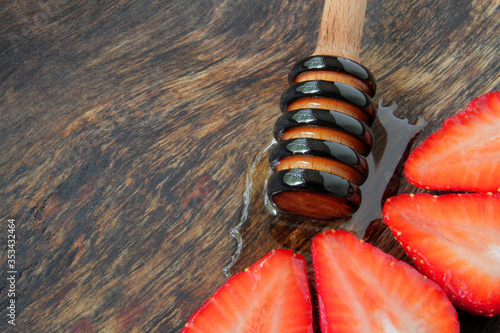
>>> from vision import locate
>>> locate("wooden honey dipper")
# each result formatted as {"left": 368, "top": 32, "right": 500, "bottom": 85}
{"left": 267, "top": 0, "right": 377, "bottom": 219}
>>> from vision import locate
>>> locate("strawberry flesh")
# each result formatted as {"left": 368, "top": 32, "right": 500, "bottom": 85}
{"left": 383, "top": 193, "right": 500, "bottom": 316}
{"left": 312, "top": 230, "right": 459, "bottom": 332}
{"left": 405, "top": 91, "right": 500, "bottom": 193}
{"left": 181, "top": 249, "right": 313, "bottom": 333}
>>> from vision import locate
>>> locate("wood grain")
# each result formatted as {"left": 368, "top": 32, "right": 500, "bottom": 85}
{"left": 314, "top": 0, "right": 367, "bottom": 60}
{"left": 0, "top": 0, "right": 498, "bottom": 332}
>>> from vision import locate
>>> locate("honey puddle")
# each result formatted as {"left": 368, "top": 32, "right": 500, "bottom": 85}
{"left": 224, "top": 101, "right": 426, "bottom": 276}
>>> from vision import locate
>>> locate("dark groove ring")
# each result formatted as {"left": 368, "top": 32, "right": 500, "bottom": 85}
{"left": 268, "top": 138, "right": 368, "bottom": 184}
{"left": 273, "top": 108, "right": 374, "bottom": 155}
{"left": 267, "top": 168, "right": 361, "bottom": 214}
{"left": 279, "top": 80, "right": 377, "bottom": 126}
{"left": 288, "top": 55, "right": 376, "bottom": 96}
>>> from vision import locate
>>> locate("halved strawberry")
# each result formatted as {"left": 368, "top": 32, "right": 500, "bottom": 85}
{"left": 383, "top": 193, "right": 500, "bottom": 316}
{"left": 405, "top": 91, "right": 500, "bottom": 193}
{"left": 181, "top": 249, "right": 313, "bottom": 333}
{"left": 312, "top": 230, "right": 459, "bottom": 332}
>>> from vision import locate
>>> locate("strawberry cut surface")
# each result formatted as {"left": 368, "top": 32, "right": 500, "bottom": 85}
{"left": 383, "top": 193, "right": 500, "bottom": 316}
{"left": 405, "top": 91, "right": 500, "bottom": 193}
{"left": 312, "top": 230, "right": 459, "bottom": 332}
{"left": 181, "top": 249, "right": 313, "bottom": 333}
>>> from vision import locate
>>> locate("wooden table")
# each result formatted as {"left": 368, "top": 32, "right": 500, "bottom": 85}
{"left": 0, "top": 0, "right": 498, "bottom": 332}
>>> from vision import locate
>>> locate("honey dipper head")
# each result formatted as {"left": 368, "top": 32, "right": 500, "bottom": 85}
{"left": 267, "top": 55, "right": 377, "bottom": 220}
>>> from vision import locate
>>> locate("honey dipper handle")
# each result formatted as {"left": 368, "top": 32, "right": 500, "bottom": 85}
{"left": 313, "top": 0, "right": 367, "bottom": 62}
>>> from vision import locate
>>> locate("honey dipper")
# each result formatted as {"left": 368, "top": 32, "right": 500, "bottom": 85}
{"left": 267, "top": 0, "right": 377, "bottom": 220}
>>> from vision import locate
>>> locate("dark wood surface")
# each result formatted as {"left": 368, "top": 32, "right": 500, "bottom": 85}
{"left": 0, "top": 0, "right": 498, "bottom": 332}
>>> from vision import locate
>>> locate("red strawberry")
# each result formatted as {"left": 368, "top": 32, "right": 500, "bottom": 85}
{"left": 383, "top": 193, "right": 500, "bottom": 316}
{"left": 181, "top": 249, "right": 313, "bottom": 333}
{"left": 405, "top": 91, "right": 500, "bottom": 193}
{"left": 312, "top": 230, "right": 459, "bottom": 332}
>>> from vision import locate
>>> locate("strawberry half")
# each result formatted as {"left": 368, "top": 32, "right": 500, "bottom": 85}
{"left": 383, "top": 193, "right": 500, "bottom": 316}
{"left": 312, "top": 230, "right": 459, "bottom": 332}
{"left": 181, "top": 249, "right": 313, "bottom": 333}
{"left": 405, "top": 91, "right": 500, "bottom": 193}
